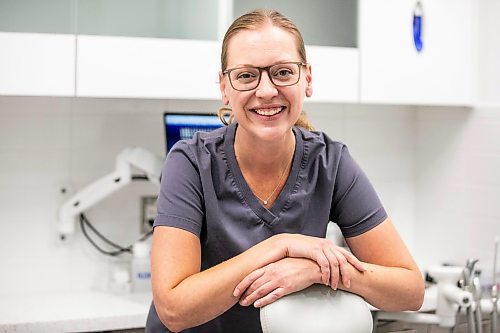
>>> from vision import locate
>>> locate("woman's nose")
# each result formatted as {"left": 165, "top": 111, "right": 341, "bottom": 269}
{"left": 255, "top": 71, "right": 278, "bottom": 99}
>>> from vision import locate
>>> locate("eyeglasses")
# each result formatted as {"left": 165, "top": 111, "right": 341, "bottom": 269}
{"left": 223, "top": 62, "right": 307, "bottom": 92}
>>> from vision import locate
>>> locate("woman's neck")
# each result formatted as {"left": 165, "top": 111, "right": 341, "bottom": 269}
{"left": 234, "top": 127, "right": 295, "bottom": 175}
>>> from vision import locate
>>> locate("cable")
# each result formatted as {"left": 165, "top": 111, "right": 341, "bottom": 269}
{"left": 79, "top": 213, "right": 153, "bottom": 257}
{"left": 132, "top": 175, "right": 150, "bottom": 181}
{"left": 80, "top": 213, "right": 127, "bottom": 250}
{"left": 77, "top": 175, "right": 154, "bottom": 256}
{"left": 79, "top": 215, "right": 128, "bottom": 256}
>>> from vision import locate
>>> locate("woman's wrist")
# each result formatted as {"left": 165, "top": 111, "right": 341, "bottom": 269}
{"left": 268, "top": 233, "right": 288, "bottom": 258}
{"left": 307, "top": 259, "right": 323, "bottom": 285}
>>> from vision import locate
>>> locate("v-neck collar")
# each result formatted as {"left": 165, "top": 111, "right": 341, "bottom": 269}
{"left": 224, "top": 123, "right": 303, "bottom": 225}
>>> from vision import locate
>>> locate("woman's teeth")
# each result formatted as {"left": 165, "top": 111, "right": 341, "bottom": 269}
{"left": 252, "top": 107, "right": 284, "bottom": 116}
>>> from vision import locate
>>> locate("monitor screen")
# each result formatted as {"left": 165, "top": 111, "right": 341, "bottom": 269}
{"left": 164, "top": 112, "right": 224, "bottom": 153}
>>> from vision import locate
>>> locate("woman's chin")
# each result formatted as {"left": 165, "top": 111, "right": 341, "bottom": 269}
{"left": 254, "top": 125, "right": 293, "bottom": 142}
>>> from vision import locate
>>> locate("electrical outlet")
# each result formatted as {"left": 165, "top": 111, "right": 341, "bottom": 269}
{"left": 141, "top": 196, "right": 157, "bottom": 233}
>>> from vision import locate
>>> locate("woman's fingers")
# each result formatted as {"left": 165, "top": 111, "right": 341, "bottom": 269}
{"left": 338, "top": 246, "right": 367, "bottom": 272}
{"left": 323, "top": 247, "right": 340, "bottom": 289}
{"left": 313, "top": 251, "right": 331, "bottom": 285}
{"left": 332, "top": 247, "right": 351, "bottom": 288}
{"left": 233, "top": 267, "right": 265, "bottom": 298}
{"left": 239, "top": 279, "right": 275, "bottom": 306}
{"left": 253, "top": 287, "right": 286, "bottom": 308}
{"left": 237, "top": 258, "right": 321, "bottom": 308}
{"left": 315, "top": 240, "right": 366, "bottom": 290}
{"left": 282, "top": 235, "right": 366, "bottom": 289}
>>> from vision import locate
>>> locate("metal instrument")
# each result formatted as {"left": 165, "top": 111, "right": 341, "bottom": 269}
{"left": 492, "top": 237, "right": 498, "bottom": 333}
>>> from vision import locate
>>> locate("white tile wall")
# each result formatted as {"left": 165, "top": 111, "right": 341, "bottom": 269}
{"left": 414, "top": 106, "right": 500, "bottom": 277}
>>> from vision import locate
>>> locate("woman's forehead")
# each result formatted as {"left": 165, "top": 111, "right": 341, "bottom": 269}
{"left": 226, "top": 26, "right": 300, "bottom": 67}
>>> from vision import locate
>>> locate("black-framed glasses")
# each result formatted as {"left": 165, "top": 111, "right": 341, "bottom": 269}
{"left": 223, "top": 62, "right": 307, "bottom": 92}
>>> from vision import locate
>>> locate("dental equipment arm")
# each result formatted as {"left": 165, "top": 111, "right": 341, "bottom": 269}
{"left": 376, "top": 265, "right": 472, "bottom": 328}
{"left": 426, "top": 266, "right": 472, "bottom": 327}
{"left": 57, "top": 147, "right": 164, "bottom": 240}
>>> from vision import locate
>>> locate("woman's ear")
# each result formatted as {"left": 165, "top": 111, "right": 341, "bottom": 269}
{"left": 305, "top": 64, "right": 313, "bottom": 98}
{"left": 219, "top": 71, "right": 229, "bottom": 105}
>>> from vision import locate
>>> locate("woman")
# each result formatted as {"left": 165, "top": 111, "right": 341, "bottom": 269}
{"left": 147, "top": 9, "right": 424, "bottom": 333}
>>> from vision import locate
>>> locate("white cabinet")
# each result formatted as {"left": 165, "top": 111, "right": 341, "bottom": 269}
{"left": 359, "top": 0, "right": 475, "bottom": 106}
{"left": 0, "top": 0, "right": 358, "bottom": 102}
{"left": 306, "top": 46, "right": 359, "bottom": 103}
{"left": 0, "top": 0, "right": 477, "bottom": 105}
{"left": 76, "top": 36, "right": 221, "bottom": 100}
{"left": 0, "top": 32, "right": 75, "bottom": 96}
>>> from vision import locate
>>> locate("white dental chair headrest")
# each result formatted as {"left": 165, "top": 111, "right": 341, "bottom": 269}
{"left": 260, "top": 285, "right": 373, "bottom": 333}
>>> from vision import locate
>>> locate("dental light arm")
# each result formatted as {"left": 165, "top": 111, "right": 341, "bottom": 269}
{"left": 57, "top": 147, "right": 164, "bottom": 240}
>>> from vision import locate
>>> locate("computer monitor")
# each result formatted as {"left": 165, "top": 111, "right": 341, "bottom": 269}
{"left": 163, "top": 112, "right": 224, "bottom": 154}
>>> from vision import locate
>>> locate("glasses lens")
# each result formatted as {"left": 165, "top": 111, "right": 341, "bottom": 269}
{"left": 269, "top": 63, "right": 300, "bottom": 86}
{"left": 230, "top": 67, "right": 260, "bottom": 91}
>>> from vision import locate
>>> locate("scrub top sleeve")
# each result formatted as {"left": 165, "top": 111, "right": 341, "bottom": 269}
{"left": 154, "top": 142, "right": 204, "bottom": 237}
{"left": 330, "top": 146, "right": 387, "bottom": 238}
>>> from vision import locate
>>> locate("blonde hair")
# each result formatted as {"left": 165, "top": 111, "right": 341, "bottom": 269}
{"left": 217, "top": 9, "right": 314, "bottom": 131}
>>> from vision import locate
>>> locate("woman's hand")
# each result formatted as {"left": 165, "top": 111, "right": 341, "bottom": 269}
{"left": 274, "top": 233, "right": 367, "bottom": 289}
{"left": 234, "top": 257, "right": 321, "bottom": 308}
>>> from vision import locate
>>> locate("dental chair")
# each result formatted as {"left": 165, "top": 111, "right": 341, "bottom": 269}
{"left": 260, "top": 285, "right": 373, "bottom": 333}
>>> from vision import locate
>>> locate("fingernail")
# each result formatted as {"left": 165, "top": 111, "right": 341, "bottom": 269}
{"left": 254, "top": 301, "right": 261, "bottom": 308}
{"left": 346, "top": 280, "right": 351, "bottom": 288}
{"left": 233, "top": 288, "right": 240, "bottom": 297}
{"left": 240, "top": 299, "right": 248, "bottom": 306}
{"left": 333, "top": 284, "right": 337, "bottom": 290}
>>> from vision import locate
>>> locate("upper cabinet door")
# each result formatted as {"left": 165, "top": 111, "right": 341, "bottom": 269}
{"left": 0, "top": 0, "right": 76, "bottom": 96}
{"left": 0, "top": 32, "right": 76, "bottom": 96}
{"left": 74, "top": 0, "right": 220, "bottom": 100}
{"left": 76, "top": 0, "right": 218, "bottom": 41}
{"left": 359, "top": 0, "right": 475, "bottom": 106}
{"left": 76, "top": 36, "right": 221, "bottom": 100}
{"left": 232, "top": 0, "right": 358, "bottom": 48}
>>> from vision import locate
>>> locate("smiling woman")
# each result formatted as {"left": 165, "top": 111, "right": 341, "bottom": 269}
{"left": 146, "top": 8, "right": 424, "bottom": 333}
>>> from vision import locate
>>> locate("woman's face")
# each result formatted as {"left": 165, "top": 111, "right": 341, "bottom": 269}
{"left": 220, "top": 25, "right": 312, "bottom": 143}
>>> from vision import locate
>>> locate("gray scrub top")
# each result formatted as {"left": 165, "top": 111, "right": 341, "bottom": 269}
{"left": 146, "top": 122, "right": 387, "bottom": 333}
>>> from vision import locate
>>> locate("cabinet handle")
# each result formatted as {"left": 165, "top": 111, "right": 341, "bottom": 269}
{"left": 413, "top": 1, "right": 424, "bottom": 52}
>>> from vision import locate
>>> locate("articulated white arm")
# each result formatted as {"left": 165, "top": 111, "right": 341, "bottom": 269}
{"left": 57, "top": 147, "right": 164, "bottom": 240}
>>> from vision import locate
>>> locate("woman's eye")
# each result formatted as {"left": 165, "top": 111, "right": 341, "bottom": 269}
{"left": 236, "top": 72, "right": 257, "bottom": 81}
{"left": 274, "top": 69, "right": 293, "bottom": 77}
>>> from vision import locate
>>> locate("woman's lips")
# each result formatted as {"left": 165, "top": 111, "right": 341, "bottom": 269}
{"left": 249, "top": 106, "right": 286, "bottom": 116}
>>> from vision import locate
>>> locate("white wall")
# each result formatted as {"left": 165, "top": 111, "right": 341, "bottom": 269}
{"left": 413, "top": 0, "right": 500, "bottom": 278}
{"left": 414, "top": 107, "right": 500, "bottom": 276}
{"left": 477, "top": 0, "right": 500, "bottom": 107}
{"left": 0, "top": 97, "right": 417, "bottom": 295}
{"left": 307, "top": 103, "right": 417, "bottom": 249}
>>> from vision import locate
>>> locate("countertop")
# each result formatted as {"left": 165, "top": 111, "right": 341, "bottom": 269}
{"left": 0, "top": 291, "right": 151, "bottom": 333}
